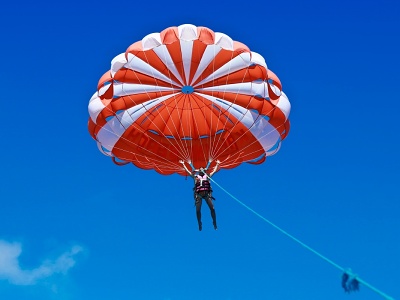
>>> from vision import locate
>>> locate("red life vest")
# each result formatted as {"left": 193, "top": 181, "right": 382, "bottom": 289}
{"left": 194, "top": 174, "right": 211, "bottom": 192}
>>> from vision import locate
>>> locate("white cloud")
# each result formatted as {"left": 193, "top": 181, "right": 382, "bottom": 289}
{"left": 0, "top": 240, "right": 83, "bottom": 285}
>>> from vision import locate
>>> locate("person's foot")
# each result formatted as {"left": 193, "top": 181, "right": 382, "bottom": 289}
{"left": 213, "top": 221, "right": 218, "bottom": 230}
{"left": 198, "top": 223, "right": 202, "bottom": 231}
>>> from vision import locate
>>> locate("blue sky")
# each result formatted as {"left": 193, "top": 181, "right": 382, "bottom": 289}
{"left": 1, "top": 0, "right": 399, "bottom": 299}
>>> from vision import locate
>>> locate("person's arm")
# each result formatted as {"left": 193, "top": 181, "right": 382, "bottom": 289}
{"left": 209, "top": 160, "right": 220, "bottom": 177}
{"left": 179, "top": 160, "right": 194, "bottom": 178}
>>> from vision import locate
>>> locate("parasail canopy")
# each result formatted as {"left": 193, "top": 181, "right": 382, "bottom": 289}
{"left": 88, "top": 24, "right": 291, "bottom": 176}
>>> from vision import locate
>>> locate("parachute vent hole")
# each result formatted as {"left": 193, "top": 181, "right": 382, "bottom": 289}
{"left": 182, "top": 86, "right": 194, "bottom": 94}
{"left": 148, "top": 130, "right": 159, "bottom": 135}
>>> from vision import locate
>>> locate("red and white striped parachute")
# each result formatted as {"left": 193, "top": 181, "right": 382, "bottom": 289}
{"left": 88, "top": 24, "right": 291, "bottom": 176}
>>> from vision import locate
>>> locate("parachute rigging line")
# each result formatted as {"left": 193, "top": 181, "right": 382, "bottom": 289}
{"left": 207, "top": 176, "right": 395, "bottom": 300}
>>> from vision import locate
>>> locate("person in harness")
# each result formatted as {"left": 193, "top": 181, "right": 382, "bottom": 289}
{"left": 179, "top": 160, "right": 220, "bottom": 231}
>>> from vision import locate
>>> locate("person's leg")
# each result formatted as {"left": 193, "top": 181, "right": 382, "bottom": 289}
{"left": 195, "top": 193, "right": 202, "bottom": 231}
{"left": 205, "top": 193, "right": 217, "bottom": 230}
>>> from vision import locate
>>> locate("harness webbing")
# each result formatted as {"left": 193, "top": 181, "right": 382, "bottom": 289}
{"left": 208, "top": 176, "right": 395, "bottom": 300}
